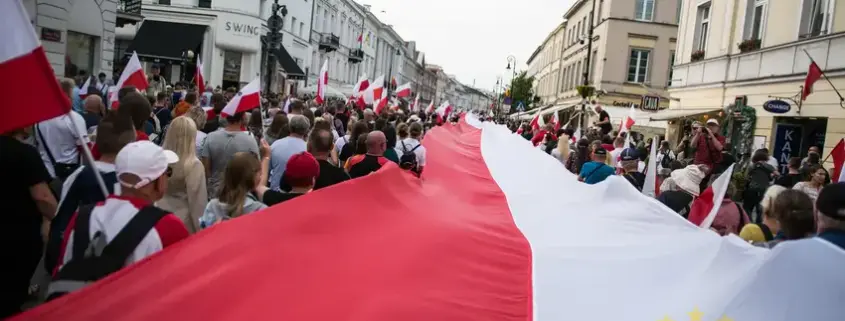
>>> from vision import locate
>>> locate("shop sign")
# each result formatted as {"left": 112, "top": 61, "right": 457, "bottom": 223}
{"left": 216, "top": 12, "right": 262, "bottom": 52}
{"left": 763, "top": 99, "right": 791, "bottom": 114}
{"left": 641, "top": 95, "right": 660, "bottom": 111}
{"left": 40, "top": 27, "right": 61, "bottom": 42}
{"left": 611, "top": 101, "right": 633, "bottom": 107}
{"left": 773, "top": 123, "right": 803, "bottom": 174}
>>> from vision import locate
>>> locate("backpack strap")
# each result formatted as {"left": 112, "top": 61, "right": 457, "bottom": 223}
{"left": 759, "top": 223, "right": 774, "bottom": 242}
{"left": 71, "top": 204, "right": 97, "bottom": 260}
{"left": 36, "top": 124, "right": 59, "bottom": 169}
{"left": 100, "top": 206, "right": 169, "bottom": 262}
{"left": 734, "top": 202, "right": 747, "bottom": 228}
{"left": 409, "top": 143, "right": 422, "bottom": 153}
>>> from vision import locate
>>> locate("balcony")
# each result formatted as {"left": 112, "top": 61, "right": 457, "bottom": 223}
{"left": 348, "top": 48, "right": 364, "bottom": 63}
{"left": 116, "top": 0, "right": 143, "bottom": 27}
{"left": 319, "top": 33, "right": 340, "bottom": 52}
{"left": 670, "top": 32, "right": 845, "bottom": 89}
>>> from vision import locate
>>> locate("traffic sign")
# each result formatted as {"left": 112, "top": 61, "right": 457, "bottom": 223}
{"left": 516, "top": 101, "right": 525, "bottom": 112}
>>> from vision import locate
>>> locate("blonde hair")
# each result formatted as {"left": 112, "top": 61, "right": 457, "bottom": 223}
{"left": 760, "top": 185, "right": 787, "bottom": 218}
{"left": 185, "top": 106, "right": 208, "bottom": 129}
{"left": 163, "top": 116, "right": 198, "bottom": 169}
{"left": 219, "top": 152, "right": 260, "bottom": 218}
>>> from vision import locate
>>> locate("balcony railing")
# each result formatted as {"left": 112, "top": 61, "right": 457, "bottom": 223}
{"left": 348, "top": 48, "right": 364, "bottom": 63}
{"left": 319, "top": 33, "right": 340, "bottom": 52}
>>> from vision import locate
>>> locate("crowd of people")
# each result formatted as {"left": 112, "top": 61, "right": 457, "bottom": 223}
{"left": 1, "top": 76, "right": 437, "bottom": 317}
{"left": 509, "top": 110, "right": 844, "bottom": 250}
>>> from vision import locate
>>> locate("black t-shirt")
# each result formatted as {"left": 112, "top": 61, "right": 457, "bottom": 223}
{"left": 775, "top": 173, "right": 803, "bottom": 189}
{"left": 598, "top": 110, "right": 612, "bottom": 134}
{"left": 262, "top": 190, "right": 306, "bottom": 206}
{"left": 623, "top": 172, "right": 647, "bottom": 191}
{"left": 0, "top": 136, "right": 52, "bottom": 244}
{"left": 339, "top": 143, "right": 356, "bottom": 162}
{"left": 746, "top": 162, "right": 775, "bottom": 191}
{"left": 202, "top": 116, "right": 221, "bottom": 134}
{"left": 335, "top": 112, "right": 349, "bottom": 134}
{"left": 347, "top": 154, "right": 388, "bottom": 178}
{"left": 657, "top": 190, "right": 695, "bottom": 218}
{"left": 315, "top": 159, "right": 350, "bottom": 190}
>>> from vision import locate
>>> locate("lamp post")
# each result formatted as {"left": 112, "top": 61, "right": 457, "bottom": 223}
{"left": 494, "top": 77, "right": 501, "bottom": 120}
{"left": 180, "top": 49, "right": 194, "bottom": 83}
{"left": 506, "top": 55, "right": 516, "bottom": 112}
{"left": 387, "top": 41, "right": 401, "bottom": 96}
{"left": 580, "top": 0, "right": 597, "bottom": 133}
{"left": 265, "top": 0, "right": 287, "bottom": 100}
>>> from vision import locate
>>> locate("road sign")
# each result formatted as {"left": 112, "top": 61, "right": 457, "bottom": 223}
{"left": 516, "top": 101, "right": 525, "bottom": 112}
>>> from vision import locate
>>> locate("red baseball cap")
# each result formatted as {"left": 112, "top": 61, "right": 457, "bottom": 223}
{"left": 284, "top": 152, "right": 320, "bottom": 179}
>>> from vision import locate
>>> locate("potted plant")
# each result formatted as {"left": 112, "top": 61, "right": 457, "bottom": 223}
{"left": 691, "top": 50, "right": 705, "bottom": 62}
{"left": 737, "top": 39, "right": 762, "bottom": 53}
{"left": 576, "top": 85, "right": 595, "bottom": 99}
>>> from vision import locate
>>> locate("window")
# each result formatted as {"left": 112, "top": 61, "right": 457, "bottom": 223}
{"left": 693, "top": 2, "right": 711, "bottom": 52}
{"left": 799, "top": 0, "right": 834, "bottom": 38}
{"left": 575, "top": 61, "right": 582, "bottom": 87}
{"left": 597, "top": 0, "right": 604, "bottom": 21}
{"left": 576, "top": 21, "right": 582, "bottom": 40}
{"left": 627, "top": 49, "right": 650, "bottom": 83}
{"left": 323, "top": 9, "right": 328, "bottom": 32}
{"left": 582, "top": 16, "right": 587, "bottom": 33}
{"left": 676, "top": 0, "right": 683, "bottom": 24}
{"left": 65, "top": 31, "right": 96, "bottom": 78}
{"left": 300, "top": 22, "right": 305, "bottom": 38}
{"left": 744, "top": 0, "right": 767, "bottom": 40}
{"left": 291, "top": 17, "right": 297, "bottom": 34}
{"left": 198, "top": 0, "right": 211, "bottom": 8}
{"left": 315, "top": 6, "right": 322, "bottom": 32}
{"left": 668, "top": 51, "right": 676, "bottom": 86}
{"left": 635, "top": 0, "right": 655, "bottom": 21}
{"left": 590, "top": 50, "right": 597, "bottom": 84}
{"left": 222, "top": 51, "right": 243, "bottom": 88}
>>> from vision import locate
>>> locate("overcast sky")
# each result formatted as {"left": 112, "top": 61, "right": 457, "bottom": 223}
{"left": 363, "top": 0, "right": 575, "bottom": 92}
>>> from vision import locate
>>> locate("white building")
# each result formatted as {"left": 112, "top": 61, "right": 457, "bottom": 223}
{"left": 259, "top": 0, "right": 311, "bottom": 94}
{"left": 24, "top": 0, "right": 130, "bottom": 79}
{"left": 308, "top": 0, "right": 368, "bottom": 94}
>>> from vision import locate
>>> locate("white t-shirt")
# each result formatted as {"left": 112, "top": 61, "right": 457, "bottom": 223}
{"left": 610, "top": 148, "right": 623, "bottom": 168}
{"left": 400, "top": 137, "right": 426, "bottom": 167}
{"left": 35, "top": 113, "right": 89, "bottom": 178}
{"left": 335, "top": 135, "right": 350, "bottom": 154}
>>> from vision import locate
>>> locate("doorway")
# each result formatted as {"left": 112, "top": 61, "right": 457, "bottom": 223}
{"left": 771, "top": 117, "right": 827, "bottom": 173}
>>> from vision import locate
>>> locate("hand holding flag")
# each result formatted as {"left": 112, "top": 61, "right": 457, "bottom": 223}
{"left": 221, "top": 78, "right": 260, "bottom": 117}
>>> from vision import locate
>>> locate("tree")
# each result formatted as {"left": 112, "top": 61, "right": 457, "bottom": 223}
{"left": 508, "top": 71, "right": 535, "bottom": 113}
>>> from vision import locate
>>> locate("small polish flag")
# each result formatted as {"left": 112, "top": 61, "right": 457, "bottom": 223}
{"left": 196, "top": 57, "right": 205, "bottom": 94}
{"left": 390, "top": 98, "right": 400, "bottom": 111}
{"left": 551, "top": 112, "right": 561, "bottom": 131}
{"left": 425, "top": 100, "right": 435, "bottom": 113}
{"left": 352, "top": 74, "right": 369, "bottom": 95}
{"left": 315, "top": 59, "right": 329, "bottom": 105}
{"left": 529, "top": 108, "right": 545, "bottom": 131}
{"left": 221, "top": 78, "right": 261, "bottom": 117}
{"left": 374, "top": 87, "right": 389, "bottom": 114}
{"left": 395, "top": 82, "right": 412, "bottom": 98}
{"left": 78, "top": 77, "right": 98, "bottom": 98}
{"left": 364, "top": 75, "right": 385, "bottom": 105}
{"left": 435, "top": 101, "right": 452, "bottom": 118}
{"left": 0, "top": 0, "right": 72, "bottom": 134}
{"left": 109, "top": 52, "right": 148, "bottom": 108}
{"left": 202, "top": 106, "right": 215, "bottom": 120}
{"left": 411, "top": 94, "right": 420, "bottom": 112}
{"left": 688, "top": 164, "right": 736, "bottom": 229}
{"left": 619, "top": 104, "right": 636, "bottom": 147}
{"left": 642, "top": 137, "right": 660, "bottom": 198}
{"left": 571, "top": 125, "right": 581, "bottom": 144}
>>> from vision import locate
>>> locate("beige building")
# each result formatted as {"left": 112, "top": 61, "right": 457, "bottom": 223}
{"left": 526, "top": 22, "right": 566, "bottom": 107}
{"left": 667, "top": 0, "right": 844, "bottom": 171}
{"left": 530, "top": 0, "right": 680, "bottom": 134}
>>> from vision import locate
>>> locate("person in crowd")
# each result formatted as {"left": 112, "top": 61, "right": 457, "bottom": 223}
{"left": 152, "top": 92, "right": 172, "bottom": 130}
{"left": 35, "top": 103, "right": 89, "bottom": 182}
{"left": 185, "top": 106, "right": 208, "bottom": 155}
{"left": 619, "top": 148, "right": 645, "bottom": 191}
{"left": 743, "top": 149, "right": 778, "bottom": 219}
{"left": 551, "top": 131, "right": 570, "bottom": 165}
{"left": 331, "top": 104, "right": 349, "bottom": 135}
{"left": 247, "top": 109, "right": 264, "bottom": 146}
{"left": 775, "top": 157, "right": 803, "bottom": 188}
{"left": 656, "top": 140, "right": 675, "bottom": 177}
{"left": 266, "top": 99, "right": 281, "bottom": 119}
{"left": 758, "top": 148, "right": 779, "bottom": 170}
{"left": 798, "top": 152, "right": 829, "bottom": 185}
{"left": 530, "top": 123, "right": 553, "bottom": 147}
{"left": 740, "top": 185, "right": 786, "bottom": 242}
{"left": 51, "top": 141, "right": 189, "bottom": 297}
{"left": 269, "top": 114, "right": 310, "bottom": 191}
{"left": 146, "top": 64, "right": 167, "bottom": 97}
{"left": 691, "top": 119, "right": 725, "bottom": 173}
{"left": 257, "top": 152, "right": 320, "bottom": 206}
{"left": 382, "top": 124, "right": 401, "bottom": 163}
{"left": 321, "top": 112, "right": 339, "bottom": 140}
{"left": 0, "top": 126, "right": 58, "bottom": 318}
{"left": 363, "top": 109, "right": 376, "bottom": 130}
{"left": 172, "top": 92, "right": 196, "bottom": 118}
{"left": 158, "top": 117, "right": 208, "bottom": 233}
{"left": 675, "top": 136, "right": 692, "bottom": 164}
{"left": 265, "top": 113, "right": 289, "bottom": 146}
{"left": 82, "top": 95, "right": 105, "bottom": 131}
{"left": 63, "top": 77, "right": 85, "bottom": 114}
{"left": 288, "top": 100, "right": 305, "bottom": 115}
{"left": 201, "top": 152, "right": 267, "bottom": 227}
{"left": 608, "top": 136, "right": 625, "bottom": 170}
{"left": 201, "top": 111, "right": 260, "bottom": 197}
{"left": 348, "top": 131, "right": 389, "bottom": 178}
{"left": 801, "top": 146, "right": 821, "bottom": 168}
{"left": 593, "top": 105, "right": 612, "bottom": 135}
{"left": 335, "top": 117, "right": 357, "bottom": 155}
{"left": 657, "top": 165, "right": 705, "bottom": 217}
{"left": 202, "top": 93, "right": 227, "bottom": 133}
{"left": 567, "top": 138, "right": 589, "bottom": 174}
{"left": 693, "top": 181, "right": 750, "bottom": 236}
{"left": 118, "top": 92, "right": 154, "bottom": 141}
{"left": 396, "top": 122, "right": 409, "bottom": 156}
{"left": 308, "top": 128, "right": 350, "bottom": 190}
{"left": 793, "top": 165, "right": 827, "bottom": 202}
{"left": 340, "top": 120, "right": 370, "bottom": 163}
{"left": 313, "top": 118, "right": 340, "bottom": 164}
{"left": 400, "top": 122, "right": 427, "bottom": 174}
{"left": 578, "top": 147, "right": 614, "bottom": 185}
{"left": 44, "top": 112, "right": 134, "bottom": 275}
{"left": 751, "top": 189, "right": 816, "bottom": 248}
{"left": 815, "top": 183, "right": 845, "bottom": 250}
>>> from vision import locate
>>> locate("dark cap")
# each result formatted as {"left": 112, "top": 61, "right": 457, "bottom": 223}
{"left": 620, "top": 148, "right": 639, "bottom": 161}
{"left": 593, "top": 147, "right": 607, "bottom": 156}
{"left": 816, "top": 183, "right": 845, "bottom": 220}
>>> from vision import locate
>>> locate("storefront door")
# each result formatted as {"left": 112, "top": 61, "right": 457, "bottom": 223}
{"left": 772, "top": 117, "right": 828, "bottom": 173}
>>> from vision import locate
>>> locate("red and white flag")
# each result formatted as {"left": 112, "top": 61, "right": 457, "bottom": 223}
{"left": 425, "top": 100, "right": 435, "bottom": 113}
{"left": 395, "top": 82, "right": 412, "bottom": 98}
{"left": 411, "top": 93, "right": 420, "bottom": 112}
{"left": 78, "top": 77, "right": 99, "bottom": 98}
{"left": 363, "top": 75, "right": 384, "bottom": 105}
{"left": 551, "top": 112, "right": 561, "bottom": 131}
{"left": 315, "top": 59, "right": 328, "bottom": 105}
{"left": 195, "top": 57, "right": 205, "bottom": 94}
{"left": 829, "top": 138, "right": 845, "bottom": 182}
{"left": 18, "top": 115, "right": 842, "bottom": 321}
{"left": 109, "top": 52, "right": 148, "bottom": 108}
{"left": 802, "top": 61, "right": 823, "bottom": 101}
{"left": 571, "top": 125, "right": 581, "bottom": 144}
{"left": 619, "top": 104, "right": 636, "bottom": 147}
{"left": 220, "top": 78, "right": 260, "bottom": 117}
{"left": 435, "top": 101, "right": 452, "bottom": 119}
{"left": 529, "top": 108, "right": 545, "bottom": 131}
{"left": 687, "top": 164, "right": 735, "bottom": 229}
{"left": 352, "top": 73, "right": 369, "bottom": 95}
{"left": 0, "top": 0, "right": 71, "bottom": 134}
{"left": 373, "top": 86, "right": 389, "bottom": 114}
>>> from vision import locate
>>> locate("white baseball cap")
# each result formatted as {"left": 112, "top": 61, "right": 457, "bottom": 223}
{"left": 706, "top": 119, "right": 719, "bottom": 126}
{"left": 116, "top": 141, "right": 179, "bottom": 189}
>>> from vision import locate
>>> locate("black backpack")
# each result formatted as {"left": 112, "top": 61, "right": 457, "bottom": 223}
{"left": 660, "top": 151, "right": 673, "bottom": 169}
{"left": 400, "top": 142, "right": 422, "bottom": 171}
{"left": 46, "top": 205, "right": 168, "bottom": 301}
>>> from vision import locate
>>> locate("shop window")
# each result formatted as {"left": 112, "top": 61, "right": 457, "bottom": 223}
{"left": 223, "top": 50, "right": 243, "bottom": 89}
{"left": 799, "top": 0, "right": 834, "bottom": 39}
{"left": 627, "top": 48, "right": 650, "bottom": 83}
{"left": 65, "top": 31, "right": 96, "bottom": 78}
{"left": 635, "top": 0, "right": 655, "bottom": 21}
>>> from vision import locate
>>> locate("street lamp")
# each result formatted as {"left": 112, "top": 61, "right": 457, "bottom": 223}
{"left": 505, "top": 55, "right": 517, "bottom": 113}
{"left": 387, "top": 41, "right": 401, "bottom": 95}
{"left": 265, "top": 1, "right": 287, "bottom": 99}
{"left": 181, "top": 49, "right": 194, "bottom": 83}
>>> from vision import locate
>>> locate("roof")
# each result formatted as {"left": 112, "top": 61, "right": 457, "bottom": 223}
{"left": 563, "top": 0, "right": 588, "bottom": 19}
{"left": 526, "top": 45, "right": 543, "bottom": 65}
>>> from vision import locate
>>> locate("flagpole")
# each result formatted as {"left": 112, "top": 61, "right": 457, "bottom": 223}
{"left": 66, "top": 112, "right": 109, "bottom": 198}
{"left": 802, "top": 49, "right": 845, "bottom": 104}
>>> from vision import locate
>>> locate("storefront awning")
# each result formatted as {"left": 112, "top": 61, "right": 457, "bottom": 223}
{"left": 273, "top": 46, "right": 305, "bottom": 80}
{"left": 539, "top": 103, "right": 578, "bottom": 116}
{"left": 126, "top": 20, "right": 206, "bottom": 63}
{"left": 649, "top": 108, "right": 722, "bottom": 121}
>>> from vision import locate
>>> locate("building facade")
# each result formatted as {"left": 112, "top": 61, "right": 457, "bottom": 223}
{"left": 25, "top": 0, "right": 128, "bottom": 80}
{"left": 537, "top": 0, "right": 680, "bottom": 131}
{"left": 307, "top": 0, "right": 367, "bottom": 94}
{"left": 667, "top": 0, "right": 845, "bottom": 170}
{"left": 529, "top": 22, "right": 565, "bottom": 107}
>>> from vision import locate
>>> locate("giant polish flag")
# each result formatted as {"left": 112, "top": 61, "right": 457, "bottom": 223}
{"left": 220, "top": 78, "right": 260, "bottom": 117}
{"left": 395, "top": 82, "right": 412, "bottom": 98}
{"left": 315, "top": 59, "right": 328, "bottom": 105}
{"left": 0, "top": 0, "right": 71, "bottom": 134}
{"left": 109, "top": 52, "right": 148, "bottom": 108}
{"left": 14, "top": 115, "right": 845, "bottom": 321}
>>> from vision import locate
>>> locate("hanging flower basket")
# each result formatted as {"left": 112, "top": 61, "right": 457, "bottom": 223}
{"left": 576, "top": 85, "right": 595, "bottom": 99}
{"left": 738, "top": 39, "right": 762, "bottom": 53}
